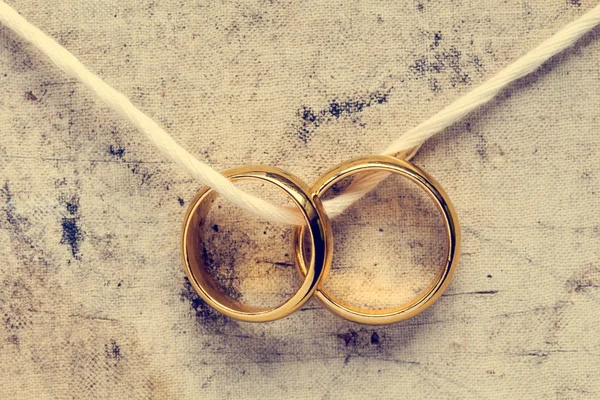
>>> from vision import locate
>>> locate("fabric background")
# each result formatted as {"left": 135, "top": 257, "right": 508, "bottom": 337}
{"left": 1, "top": 0, "right": 599, "bottom": 398}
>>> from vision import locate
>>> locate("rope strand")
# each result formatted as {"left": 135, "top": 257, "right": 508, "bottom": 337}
{"left": 1, "top": 1, "right": 599, "bottom": 224}
{"left": 324, "top": 3, "right": 600, "bottom": 219}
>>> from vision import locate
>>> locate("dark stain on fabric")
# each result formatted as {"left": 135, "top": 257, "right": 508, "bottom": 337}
{"left": 130, "top": 164, "right": 154, "bottom": 186}
{"left": 371, "top": 332, "right": 380, "bottom": 345}
{"left": 408, "top": 240, "right": 423, "bottom": 249}
{"left": 105, "top": 340, "right": 122, "bottom": 364}
{"left": 1, "top": 182, "right": 28, "bottom": 233}
{"left": 337, "top": 328, "right": 383, "bottom": 348}
{"left": 569, "top": 0, "right": 581, "bottom": 6}
{"left": 415, "top": 0, "right": 429, "bottom": 11}
{"left": 476, "top": 134, "right": 488, "bottom": 158}
{"left": 109, "top": 145, "right": 126, "bottom": 158}
{"left": 178, "top": 197, "right": 185, "bottom": 206}
{"left": 24, "top": 91, "right": 37, "bottom": 101}
{"left": 180, "top": 277, "right": 234, "bottom": 328}
{"left": 7, "top": 334, "right": 19, "bottom": 347}
{"left": 409, "top": 31, "right": 485, "bottom": 91}
{"left": 201, "top": 245, "right": 242, "bottom": 301}
{"left": 338, "top": 329, "right": 359, "bottom": 346}
{"left": 66, "top": 201, "right": 78, "bottom": 215}
{"left": 3, "top": 313, "right": 27, "bottom": 331}
{"left": 333, "top": 328, "right": 392, "bottom": 363}
{"left": 0, "top": 182, "right": 52, "bottom": 270}
{"left": 1, "top": 278, "right": 33, "bottom": 334}
{"left": 566, "top": 264, "right": 599, "bottom": 293}
{"left": 297, "top": 88, "right": 392, "bottom": 142}
{"left": 466, "top": 122, "right": 488, "bottom": 159}
{"left": 60, "top": 196, "right": 83, "bottom": 260}
{"left": 433, "top": 31, "right": 442, "bottom": 47}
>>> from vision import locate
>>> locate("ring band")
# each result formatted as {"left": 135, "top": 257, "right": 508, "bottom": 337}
{"left": 293, "top": 155, "right": 460, "bottom": 325}
{"left": 181, "top": 166, "right": 333, "bottom": 322}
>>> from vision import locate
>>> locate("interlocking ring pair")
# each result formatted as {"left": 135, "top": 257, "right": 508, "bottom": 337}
{"left": 181, "top": 155, "right": 460, "bottom": 325}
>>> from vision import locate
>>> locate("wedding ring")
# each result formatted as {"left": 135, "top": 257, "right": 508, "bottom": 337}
{"left": 182, "top": 166, "right": 333, "bottom": 322}
{"left": 294, "top": 155, "right": 460, "bottom": 325}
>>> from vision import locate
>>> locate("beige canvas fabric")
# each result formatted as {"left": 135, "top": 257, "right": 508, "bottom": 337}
{"left": 1, "top": 0, "right": 599, "bottom": 398}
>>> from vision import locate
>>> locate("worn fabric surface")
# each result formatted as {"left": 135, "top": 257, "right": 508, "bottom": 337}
{"left": 1, "top": 0, "right": 599, "bottom": 398}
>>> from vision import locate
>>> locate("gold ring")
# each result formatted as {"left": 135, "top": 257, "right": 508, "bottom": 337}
{"left": 181, "top": 165, "right": 333, "bottom": 322}
{"left": 294, "top": 155, "right": 460, "bottom": 325}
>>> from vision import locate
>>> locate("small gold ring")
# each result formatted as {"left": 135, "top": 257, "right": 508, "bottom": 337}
{"left": 181, "top": 165, "right": 333, "bottom": 322}
{"left": 294, "top": 155, "right": 460, "bottom": 325}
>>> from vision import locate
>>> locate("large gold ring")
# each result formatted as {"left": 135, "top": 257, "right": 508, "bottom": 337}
{"left": 181, "top": 166, "right": 333, "bottom": 322}
{"left": 294, "top": 155, "right": 460, "bottom": 325}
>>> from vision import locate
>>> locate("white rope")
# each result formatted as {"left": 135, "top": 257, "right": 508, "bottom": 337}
{"left": 1, "top": 1, "right": 600, "bottom": 225}
{"left": 324, "top": 3, "right": 600, "bottom": 218}
{"left": 0, "top": 0, "right": 305, "bottom": 225}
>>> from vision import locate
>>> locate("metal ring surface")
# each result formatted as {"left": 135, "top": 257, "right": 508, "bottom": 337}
{"left": 294, "top": 155, "right": 460, "bottom": 325}
{"left": 181, "top": 166, "right": 332, "bottom": 322}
